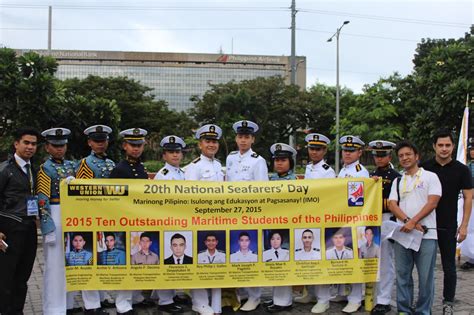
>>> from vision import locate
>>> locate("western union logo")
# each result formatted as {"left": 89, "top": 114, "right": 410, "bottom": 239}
{"left": 68, "top": 185, "right": 129, "bottom": 196}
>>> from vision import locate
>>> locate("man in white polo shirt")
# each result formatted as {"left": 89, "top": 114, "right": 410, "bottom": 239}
{"left": 388, "top": 140, "right": 441, "bottom": 314}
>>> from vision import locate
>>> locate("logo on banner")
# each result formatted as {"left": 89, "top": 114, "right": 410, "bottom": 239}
{"left": 68, "top": 184, "right": 129, "bottom": 196}
{"left": 348, "top": 181, "right": 364, "bottom": 206}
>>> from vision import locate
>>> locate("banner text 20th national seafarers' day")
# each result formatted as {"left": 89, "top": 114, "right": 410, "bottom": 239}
{"left": 61, "top": 178, "right": 382, "bottom": 291}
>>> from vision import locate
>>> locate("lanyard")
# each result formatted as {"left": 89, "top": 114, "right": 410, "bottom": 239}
{"left": 207, "top": 254, "right": 216, "bottom": 264}
{"left": 402, "top": 169, "right": 422, "bottom": 195}
{"left": 335, "top": 249, "right": 345, "bottom": 260}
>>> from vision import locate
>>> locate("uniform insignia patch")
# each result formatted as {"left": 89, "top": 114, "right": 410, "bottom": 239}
{"left": 192, "top": 157, "right": 201, "bottom": 163}
{"left": 322, "top": 163, "right": 330, "bottom": 170}
{"left": 162, "top": 168, "right": 169, "bottom": 175}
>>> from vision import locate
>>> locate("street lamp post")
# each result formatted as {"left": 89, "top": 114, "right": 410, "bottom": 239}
{"left": 327, "top": 20, "right": 350, "bottom": 174}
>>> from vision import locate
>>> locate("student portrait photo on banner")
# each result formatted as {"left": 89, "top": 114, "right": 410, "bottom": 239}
{"left": 325, "top": 227, "right": 354, "bottom": 260}
{"left": 130, "top": 231, "right": 160, "bottom": 265}
{"left": 262, "top": 229, "right": 290, "bottom": 262}
{"left": 229, "top": 229, "right": 259, "bottom": 263}
{"left": 97, "top": 231, "right": 126, "bottom": 266}
{"left": 356, "top": 226, "right": 381, "bottom": 259}
{"left": 164, "top": 231, "right": 193, "bottom": 265}
{"left": 64, "top": 232, "right": 94, "bottom": 266}
{"left": 197, "top": 230, "right": 226, "bottom": 264}
{"left": 294, "top": 228, "right": 322, "bottom": 261}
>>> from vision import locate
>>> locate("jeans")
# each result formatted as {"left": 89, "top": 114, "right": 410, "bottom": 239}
{"left": 437, "top": 228, "right": 457, "bottom": 302}
{"left": 394, "top": 239, "right": 437, "bottom": 315}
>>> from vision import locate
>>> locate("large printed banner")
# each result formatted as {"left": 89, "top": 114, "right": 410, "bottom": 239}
{"left": 61, "top": 178, "right": 382, "bottom": 291}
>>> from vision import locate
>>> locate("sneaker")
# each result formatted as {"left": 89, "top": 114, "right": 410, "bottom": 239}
{"left": 240, "top": 298, "right": 261, "bottom": 312}
{"left": 311, "top": 302, "right": 330, "bottom": 313}
{"left": 191, "top": 304, "right": 214, "bottom": 315}
{"left": 342, "top": 302, "right": 361, "bottom": 313}
{"left": 442, "top": 302, "right": 454, "bottom": 315}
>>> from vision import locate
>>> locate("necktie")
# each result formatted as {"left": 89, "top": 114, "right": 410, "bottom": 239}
{"left": 177, "top": 258, "right": 181, "bottom": 264}
{"left": 275, "top": 250, "right": 279, "bottom": 259}
{"left": 25, "top": 163, "right": 33, "bottom": 192}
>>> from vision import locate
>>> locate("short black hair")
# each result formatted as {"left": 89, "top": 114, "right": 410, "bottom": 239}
{"left": 170, "top": 233, "right": 186, "bottom": 244}
{"left": 140, "top": 232, "right": 153, "bottom": 241}
{"left": 272, "top": 157, "right": 295, "bottom": 172}
{"left": 269, "top": 230, "right": 284, "bottom": 242}
{"left": 238, "top": 231, "right": 250, "bottom": 240}
{"left": 104, "top": 232, "right": 115, "bottom": 240}
{"left": 365, "top": 226, "right": 375, "bottom": 233}
{"left": 433, "top": 129, "right": 454, "bottom": 145}
{"left": 302, "top": 229, "right": 313, "bottom": 235}
{"left": 13, "top": 127, "right": 40, "bottom": 142}
{"left": 204, "top": 232, "right": 218, "bottom": 240}
{"left": 395, "top": 140, "right": 419, "bottom": 156}
{"left": 72, "top": 232, "right": 85, "bottom": 239}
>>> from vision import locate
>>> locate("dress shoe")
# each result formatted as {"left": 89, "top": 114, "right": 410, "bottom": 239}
{"left": 240, "top": 298, "right": 261, "bottom": 312}
{"left": 174, "top": 294, "right": 192, "bottom": 305}
{"left": 191, "top": 304, "right": 214, "bottom": 315}
{"left": 342, "top": 302, "right": 361, "bottom": 313}
{"left": 370, "top": 304, "right": 391, "bottom": 314}
{"left": 311, "top": 302, "right": 330, "bottom": 313}
{"left": 117, "top": 310, "right": 134, "bottom": 315}
{"left": 84, "top": 308, "right": 109, "bottom": 315}
{"left": 66, "top": 307, "right": 83, "bottom": 314}
{"left": 262, "top": 299, "right": 274, "bottom": 307}
{"left": 133, "top": 299, "right": 155, "bottom": 308}
{"left": 101, "top": 300, "right": 115, "bottom": 308}
{"left": 294, "top": 293, "right": 317, "bottom": 304}
{"left": 159, "top": 303, "right": 184, "bottom": 313}
{"left": 265, "top": 304, "right": 292, "bottom": 313}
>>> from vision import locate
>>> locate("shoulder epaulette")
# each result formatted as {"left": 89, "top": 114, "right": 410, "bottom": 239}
{"left": 217, "top": 250, "right": 225, "bottom": 253}
{"left": 198, "top": 250, "right": 207, "bottom": 254}
{"left": 192, "top": 157, "right": 201, "bottom": 164}
{"left": 251, "top": 153, "right": 259, "bottom": 158}
{"left": 355, "top": 164, "right": 362, "bottom": 172}
{"left": 295, "top": 248, "right": 302, "bottom": 252}
{"left": 215, "top": 158, "right": 221, "bottom": 163}
{"left": 345, "top": 246, "right": 353, "bottom": 251}
{"left": 229, "top": 151, "right": 238, "bottom": 155}
{"left": 36, "top": 165, "right": 51, "bottom": 198}
{"left": 313, "top": 248, "right": 320, "bottom": 252}
{"left": 161, "top": 168, "right": 169, "bottom": 175}
{"left": 322, "top": 163, "right": 330, "bottom": 170}
{"left": 76, "top": 159, "right": 94, "bottom": 179}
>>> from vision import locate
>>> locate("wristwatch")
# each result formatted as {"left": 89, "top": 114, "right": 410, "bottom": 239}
{"left": 403, "top": 217, "right": 411, "bottom": 223}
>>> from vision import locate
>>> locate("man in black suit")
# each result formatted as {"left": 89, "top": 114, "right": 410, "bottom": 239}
{"left": 164, "top": 233, "right": 193, "bottom": 264}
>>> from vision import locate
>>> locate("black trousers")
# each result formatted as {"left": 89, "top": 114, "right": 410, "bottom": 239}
{"left": 0, "top": 216, "right": 37, "bottom": 315}
{"left": 437, "top": 227, "right": 457, "bottom": 303}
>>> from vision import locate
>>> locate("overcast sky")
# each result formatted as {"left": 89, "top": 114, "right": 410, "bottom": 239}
{"left": 1, "top": 0, "right": 472, "bottom": 92}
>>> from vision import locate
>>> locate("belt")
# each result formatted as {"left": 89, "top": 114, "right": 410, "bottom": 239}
{"left": 50, "top": 197, "right": 60, "bottom": 205}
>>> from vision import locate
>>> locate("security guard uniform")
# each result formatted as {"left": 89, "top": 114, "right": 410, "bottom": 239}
{"left": 266, "top": 143, "right": 297, "bottom": 312}
{"left": 37, "top": 128, "right": 76, "bottom": 315}
{"left": 150, "top": 135, "right": 185, "bottom": 313}
{"left": 304, "top": 133, "right": 336, "bottom": 179}
{"left": 295, "top": 248, "right": 321, "bottom": 261}
{"left": 197, "top": 249, "right": 226, "bottom": 264}
{"left": 369, "top": 140, "right": 400, "bottom": 312}
{"left": 185, "top": 124, "right": 223, "bottom": 315}
{"left": 226, "top": 120, "right": 268, "bottom": 181}
{"left": 70, "top": 125, "right": 114, "bottom": 313}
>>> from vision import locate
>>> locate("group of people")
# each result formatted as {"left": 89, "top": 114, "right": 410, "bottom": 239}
{"left": 0, "top": 120, "right": 473, "bottom": 315}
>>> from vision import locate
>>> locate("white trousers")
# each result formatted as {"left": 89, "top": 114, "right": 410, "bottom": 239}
{"left": 272, "top": 286, "right": 292, "bottom": 306}
{"left": 67, "top": 290, "right": 101, "bottom": 310}
{"left": 192, "top": 288, "right": 221, "bottom": 313}
{"left": 316, "top": 284, "right": 362, "bottom": 304}
{"left": 43, "top": 205, "right": 66, "bottom": 315}
{"left": 150, "top": 290, "right": 175, "bottom": 305}
{"left": 376, "top": 215, "right": 396, "bottom": 305}
{"left": 115, "top": 291, "right": 133, "bottom": 313}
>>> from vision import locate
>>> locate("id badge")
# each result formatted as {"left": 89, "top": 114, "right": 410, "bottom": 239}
{"left": 26, "top": 196, "right": 39, "bottom": 216}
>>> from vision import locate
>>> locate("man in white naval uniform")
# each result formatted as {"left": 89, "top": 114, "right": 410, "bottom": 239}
{"left": 295, "top": 229, "right": 321, "bottom": 261}
{"left": 326, "top": 231, "right": 354, "bottom": 260}
{"left": 226, "top": 120, "right": 268, "bottom": 312}
{"left": 304, "top": 133, "right": 336, "bottom": 179}
{"left": 315, "top": 135, "right": 368, "bottom": 314}
{"left": 198, "top": 232, "right": 226, "bottom": 264}
{"left": 185, "top": 124, "right": 224, "bottom": 315}
{"left": 226, "top": 120, "right": 268, "bottom": 182}
{"left": 150, "top": 135, "right": 186, "bottom": 313}
{"left": 154, "top": 135, "right": 186, "bottom": 181}
{"left": 230, "top": 231, "right": 258, "bottom": 263}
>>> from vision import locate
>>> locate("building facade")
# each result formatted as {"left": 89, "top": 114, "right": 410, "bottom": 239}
{"left": 17, "top": 49, "right": 306, "bottom": 112}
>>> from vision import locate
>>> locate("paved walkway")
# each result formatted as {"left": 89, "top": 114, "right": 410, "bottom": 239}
{"left": 25, "top": 244, "right": 474, "bottom": 314}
